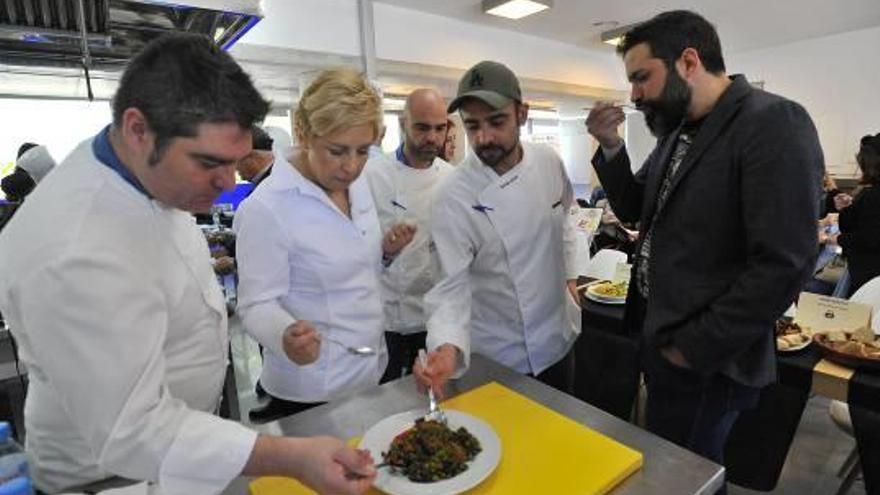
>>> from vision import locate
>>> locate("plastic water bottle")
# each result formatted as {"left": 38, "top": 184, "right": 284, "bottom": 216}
{"left": 0, "top": 422, "right": 31, "bottom": 494}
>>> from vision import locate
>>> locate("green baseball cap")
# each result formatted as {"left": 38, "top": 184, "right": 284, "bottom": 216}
{"left": 447, "top": 60, "right": 522, "bottom": 113}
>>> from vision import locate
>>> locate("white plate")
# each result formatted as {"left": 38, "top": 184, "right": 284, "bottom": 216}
{"left": 584, "top": 290, "right": 627, "bottom": 305}
{"left": 777, "top": 335, "right": 812, "bottom": 352}
{"left": 359, "top": 409, "right": 501, "bottom": 495}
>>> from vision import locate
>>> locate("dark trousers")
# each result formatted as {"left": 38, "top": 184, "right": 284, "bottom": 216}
{"left": 644, "top": 349, "right": 760, "bottom": 465}
{"left": 530, "top": 347, "right": 576, "bottom": 396}
{"left": 630, "top": 291, "right": 760, "bottom": 484}
{"left": 381, "top": 330, "right": 427, "bottom": 383}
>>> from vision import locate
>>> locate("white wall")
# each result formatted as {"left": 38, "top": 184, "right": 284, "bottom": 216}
{"left": 728, "top": 25, "right": 880, "bottom": 177}
{"left": 240, "top": 0, "right": 626, "bottom": 90}
{"left": 559, "top": 120, "right": 592, "bottom": 186}
{"left": 0, "top": 99, "right": 111, "bottom": 179}
{"left": 242, "top": 0, "right": 361, "bottom": 56}
{"left": 624, "top": 112, "right": 655, "bottom": 173}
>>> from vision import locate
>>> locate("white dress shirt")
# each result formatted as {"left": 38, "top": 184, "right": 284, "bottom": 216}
{"left": 425, "top": 142, "right": 584, "bottom": 376}
{"left": 235, "top": 156, "right": 387, "bottom": 403}
{"left": 0, "top": 138, "right": 256, "bottom": 494}
{"left": 362, "top": 153, "right": 454, "bottom": 334}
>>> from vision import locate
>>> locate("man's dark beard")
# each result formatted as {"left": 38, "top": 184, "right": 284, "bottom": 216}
{"left": 637, "top": 69, "right": 691, "bottom": 137}
{"left": 406, "top": 136, "right": 440, "bottom": 162}
{"left": 475, "top": 139, "right": 518, "bottom": 168}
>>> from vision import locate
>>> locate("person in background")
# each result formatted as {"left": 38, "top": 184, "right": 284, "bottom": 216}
{"left": 237, "top": 125, "right": 275, "bottom": 190}
{"left": 414, "top": 61, "right": 584, "bottom": 397}
{"left": 441, "top": 118, "right": 458, "bottom": 163}
{"left": 591, "top": 196, "right": 639, "bottom": 258}
{"left": 836, "top": 133, "right": 880, "bottom": 296}
{"left": 586, "top": 10, "right": 823, "bottom": 469}
{"left": 363, "top": 88, "right": 454, "bottom": 382}
{"left": 820, "top": 171, "right": 847, "bottom": 218}
{"left": 235, "top": 68, "right": 415, "bottom": 423}
{"left": 1, "top": 143, "right": 56, "bottom": 202}
{"left": 0, "top": 33, "right": 375, "bottom": 495}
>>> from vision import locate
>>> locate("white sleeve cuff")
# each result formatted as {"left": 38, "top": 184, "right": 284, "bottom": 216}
{"left": 158, "top": 413, "right": 257, "bottom": 495}
{"left": 239, "top": 300, "right": 296, "bottom": 357}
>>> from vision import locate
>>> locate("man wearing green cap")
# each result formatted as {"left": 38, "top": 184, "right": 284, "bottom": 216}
{"left": 413, "top": 61, "right": 585, "bottom": 396}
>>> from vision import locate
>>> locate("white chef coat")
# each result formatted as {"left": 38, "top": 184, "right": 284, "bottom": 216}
{"left": 362, "top": 153, "right": 454, "bottom": 334}
{"left": 425, "top": 142, "right": 583, "bottom": 376}
{"left": 234, "top": 156, "right": 387, "bottom": 403}
{"left": 0, "top": 136, "right": 256, "bottom": 494}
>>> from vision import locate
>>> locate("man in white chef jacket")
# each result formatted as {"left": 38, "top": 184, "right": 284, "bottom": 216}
{"left": 362, "top": 88, "right": 454, "bottom": 381}
{"left": 414, "top": 61, "right": 585, "bottom": 395}
{"left": 0, "top": 33, "right": 374, "bottom": 495}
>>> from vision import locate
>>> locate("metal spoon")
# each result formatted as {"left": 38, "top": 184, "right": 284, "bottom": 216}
{"left": 323, "top": 336, "right": 376, "bottom": 356}
{"left": 417, "top": 349, "right": 448, "bottom": 424}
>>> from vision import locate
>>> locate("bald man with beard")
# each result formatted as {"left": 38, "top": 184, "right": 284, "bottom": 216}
{"left": 363, "top": 88, "right": 454, "bottom": 381}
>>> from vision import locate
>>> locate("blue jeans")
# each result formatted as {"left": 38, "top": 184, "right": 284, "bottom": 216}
{"left": 644, "top": 348, "right": 761, "bottom": 467}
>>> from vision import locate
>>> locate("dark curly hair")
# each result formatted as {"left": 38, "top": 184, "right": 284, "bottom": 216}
{"left": 112, "top": 32, "right": 270, "bottom": 165}
{"left": 617, "top": 10, "right": 726, "bottom": 75}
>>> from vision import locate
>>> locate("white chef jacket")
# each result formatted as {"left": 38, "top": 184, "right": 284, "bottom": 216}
{"left": 425, "top": 142, "right": 583, "bottom": 376}
{"left": 234, "top": 156, "right": 387, "bottom": 403}
{"left": 0, "top": 136, "right": 256, "bottom": 494}
{"left": 362, "top": 153, "right": 454, "bottom": 334}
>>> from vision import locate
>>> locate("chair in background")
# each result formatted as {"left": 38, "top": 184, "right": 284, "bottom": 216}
{"left": 829, "top": 275, "right": 880, "bottom": 494}
{"left": 583, "top": 248, "right": 628, "bottom": 281}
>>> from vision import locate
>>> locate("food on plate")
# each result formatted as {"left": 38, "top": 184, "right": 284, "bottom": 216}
{"left": 382, "top": 418, "right": 482, "bottom": 483}
{"left": 775, "top": 319, "right": 812, "bottom": 351}
{"left": 775, "top": 320, "right": 805, "bottom": 337}
{"left": 777, "top": 332, "right": 811, "bottom": 350}
{"left": 588, "top": 280, "right": 628, "bottom": 298}
{"left": 815, "top": 331, "right": 880, "bottom": 360}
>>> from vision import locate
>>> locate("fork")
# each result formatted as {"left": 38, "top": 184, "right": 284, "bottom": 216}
{"left": 417, "top": 349, "right": 448, "bottom": 424}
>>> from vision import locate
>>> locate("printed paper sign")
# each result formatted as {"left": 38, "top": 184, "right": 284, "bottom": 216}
{"left": 795, "top": 292, "right": 873, "bottom": 334}
{"left": 571, "top": 207, "right": 603, "bottom": 235}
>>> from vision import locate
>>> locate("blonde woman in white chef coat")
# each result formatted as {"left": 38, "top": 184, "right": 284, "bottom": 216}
{"left": 414, "top": 61, "right": 585, "bottom": 397}
{"left": 236, "top": 68, "right": 415, "bottom": 423}
{"left": 0, "top": 34, "right": 375, "bottom": 495}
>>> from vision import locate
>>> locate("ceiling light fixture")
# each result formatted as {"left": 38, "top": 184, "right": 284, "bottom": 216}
{"left": 600, "top": 23, "right": 637, "bottom": 47}
{"left": 483, "top": 0, "right": 552, "bottom": 20}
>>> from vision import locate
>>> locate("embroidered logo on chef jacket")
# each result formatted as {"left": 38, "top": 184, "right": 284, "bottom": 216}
{"left": 472, "top": 204, "right": 494, "bottom": 213}
{"left": 499, "top": 175, "right": 519, "bottom": 189}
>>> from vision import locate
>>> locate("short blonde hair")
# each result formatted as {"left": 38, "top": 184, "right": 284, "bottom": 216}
{"left": 293, "top": 68, "right": 383, "bottom": 142}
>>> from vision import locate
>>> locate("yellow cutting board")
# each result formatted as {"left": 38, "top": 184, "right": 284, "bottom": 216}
{"left": 250, "top": 381, "right": 643, "bottom": 495}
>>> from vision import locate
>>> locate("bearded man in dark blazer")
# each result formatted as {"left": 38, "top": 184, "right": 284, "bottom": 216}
{"left": 586, "top": 10, "right": 823, "bottom": 466}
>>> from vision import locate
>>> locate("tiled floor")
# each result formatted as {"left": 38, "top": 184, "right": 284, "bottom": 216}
{"left": 229, "top": 315, "right": 866, "bottom": 494}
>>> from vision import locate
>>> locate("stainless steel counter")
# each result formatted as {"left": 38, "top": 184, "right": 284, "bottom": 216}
{"left": 224, "top": 355, "right": 724, "bottom": 494}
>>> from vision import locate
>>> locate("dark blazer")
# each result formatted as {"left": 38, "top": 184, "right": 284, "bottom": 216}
{"left": 247, "top": 163, "right": 274, "bottom": 195}
{"left": 839, "top": 186, "right": 880, "bottom": 296}
{"left": 592, "top": 75, "right": 824, "bottom": 387}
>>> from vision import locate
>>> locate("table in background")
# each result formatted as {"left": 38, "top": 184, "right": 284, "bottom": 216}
{"left": 574, "top": 290, "right": 880, "bottom": 492}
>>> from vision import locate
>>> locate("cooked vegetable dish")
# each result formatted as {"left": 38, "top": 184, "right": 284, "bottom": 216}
{"left": 382, "top": 418, "right": 482, "bottom": 482}
{"left": 589, "top": 280, "right": 628, "bottom": 298}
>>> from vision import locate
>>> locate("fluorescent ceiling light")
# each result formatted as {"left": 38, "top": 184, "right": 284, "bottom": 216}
{"left": 601, "top": 23, "right": 637, "bottom": 47}
{"left": 483, "top": 0, "right": 551, "bottom": 20}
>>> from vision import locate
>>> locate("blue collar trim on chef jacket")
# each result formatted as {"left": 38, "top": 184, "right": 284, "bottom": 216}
{"left": 395, "top": 143, "right": 412, "bottom": 168}
{"left": 92, "top": 125, "right": 152, "bottom": 198}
